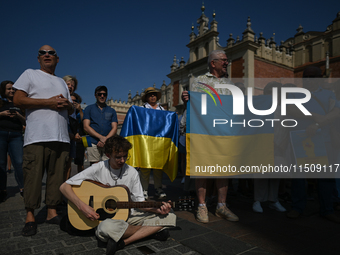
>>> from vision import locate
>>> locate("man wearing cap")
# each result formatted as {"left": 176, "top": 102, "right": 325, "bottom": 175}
{"left": 83, "top": 86, "right": 118, "bottom": 164}
{"left": 13, "top": 45, "right": 73, "bottom": 236}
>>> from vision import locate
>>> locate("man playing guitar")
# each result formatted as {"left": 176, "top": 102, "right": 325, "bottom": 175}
{"left": 60, "top": 135, "right": 176, "bottom": 255}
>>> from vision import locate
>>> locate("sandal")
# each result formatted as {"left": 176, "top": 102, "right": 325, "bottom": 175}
{"left": 45, "top": 215, "right": 62, "bottom": 225}
{"left": 22, "top": 222, "right": 37, "bottom": 236}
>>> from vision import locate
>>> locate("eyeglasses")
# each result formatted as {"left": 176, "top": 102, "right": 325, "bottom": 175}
{"left": 148, "top": 93, "right": 157, "bottom": 97}
{"left": 114, "top": 155, "right": 130, "bottom": 161}
{"left": 214, "top": 58, "right": 228, "bottom": 63}
{"left": 38, "top": 50, "right": 57, "bottom": 56}
{"left": 96, "top": 92, "right": 107, "bottom": 97}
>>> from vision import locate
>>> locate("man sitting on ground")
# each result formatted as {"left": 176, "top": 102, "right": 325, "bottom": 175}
{"left": 60, "top": 135, "right": 176, "bottom": 254}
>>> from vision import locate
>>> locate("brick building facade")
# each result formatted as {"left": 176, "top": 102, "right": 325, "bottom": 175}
{"left": 110, "top": 6, "right": 340, "bottom": 119}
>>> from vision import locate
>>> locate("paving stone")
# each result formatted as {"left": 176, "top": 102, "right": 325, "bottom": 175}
{"left": 59, "top": 236, "right": 93, "bottom": 245}
{"left": 150, "top": 239, "right": 181, "bottom": 250}
{"left": 0, "top": 215, "right": 11, "bottom": 223}
{"left": 1, "top": 243, "right": 17, "bottom": 253}
{"left": 74, "top": 249, "right": 106, "bottom": 255}
{"left": 154, "top": 248, "right": 182, "bottom": 254}
{"left": 182, "top": 251, "right": 201, "bottom": 255}
{"left": 17, "top": 238, "right": 48, "bottom": 249}
{"left": 0, "top": 223, "right": 12, "bottom": 229}
{"left": 180, "top": 231, "right": 253, "bottom": 255}
{"left": 115, "top": 250, "right": 129, "bottom": 255}
{"left": 31, "top": 230, "right": 58, "bottom": 240}
{"left": 36, "top": 252, "right": 56, "bottom": 255}
{"left": 173, "top": 244, "right": 194, "bottom": 254}
{"left": 54, "top": 244, "right": 87, "bottom": 254}
{"left": 124, "top": 248, "right": 145, "bottom": 255}
{"left": 33, "top": 241, "right": 66, "bottom": 253}
{"left": 173, "top": 220, "right": 212, "bottom": 242}
{"left": 240, "top": 247, "right": 276, "bottom": 254}
{"left": 0, "top": 232, "right": 12, "bottom": 242}
{"left": 2, "top": 247, "right": 32, "bottom": 255}
{"left": 12, "top": 229, "right": 26, "bottom": 237}
{"left": 82, "top": 240, "right": 99, "bottom": 250}
{"left": 5, "top": 235, "right": 30, "bottom": 245}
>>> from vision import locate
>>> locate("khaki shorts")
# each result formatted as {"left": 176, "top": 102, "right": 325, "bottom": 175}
{"left": 96, "top": 209, "right": 176, "bottom": 242}
{"left": 87, "top": 143, "right": 109, "bottom": 162}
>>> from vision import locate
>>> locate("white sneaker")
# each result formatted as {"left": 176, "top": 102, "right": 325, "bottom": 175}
{"left": 143, "top": 190, "right": 148, "bottom": 200}
{"left": 252, "top": 201, "right": 263, "bottom": 213}
{"left": 269, "top": 201, "right": 286, "bottom": 212}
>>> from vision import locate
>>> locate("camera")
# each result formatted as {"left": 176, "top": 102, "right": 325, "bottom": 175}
{"left": 9, "top": 107, "right": 18, "bottom": 113}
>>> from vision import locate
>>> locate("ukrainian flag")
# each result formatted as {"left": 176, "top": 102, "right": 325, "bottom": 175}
{"left": 120, "top": 106, "right": 179, "bottom": 181}
{"left": 81, "top": 136, "right": 92, "bottom": 148}
{"left": 187, "top": 91, "right": 274, "bottom": 177}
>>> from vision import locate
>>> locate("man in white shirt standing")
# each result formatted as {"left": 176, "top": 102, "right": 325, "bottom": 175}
{"left": 13, "top": 45, "right": 74, "bottom": 236}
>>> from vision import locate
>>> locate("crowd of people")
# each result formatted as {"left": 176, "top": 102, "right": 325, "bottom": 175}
{"left": 1, "top": 46, "right": 340, "bottom": 255}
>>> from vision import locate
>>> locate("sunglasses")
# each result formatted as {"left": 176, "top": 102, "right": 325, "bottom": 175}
{"left": 38, "top": 50, "right": 57, "bottom": 56}
{"left": 96, "top": 92, "right": 107, "bottom": 97}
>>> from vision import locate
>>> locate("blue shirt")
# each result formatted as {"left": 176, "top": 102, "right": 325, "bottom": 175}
{"left": 83, "top": 103, "right": 118, "bottom": 145}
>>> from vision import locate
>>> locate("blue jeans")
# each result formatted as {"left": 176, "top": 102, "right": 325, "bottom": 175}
{"left": 0, "top": 130, "right": 24, "bottom": 190}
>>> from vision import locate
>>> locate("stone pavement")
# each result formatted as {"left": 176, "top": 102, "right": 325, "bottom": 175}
{"left": 1, "top": 163, "right": 340, "bottom": 255}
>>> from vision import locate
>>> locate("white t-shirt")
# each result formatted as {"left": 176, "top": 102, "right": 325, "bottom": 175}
{"left": 13, "top": 69, "right": 71, "bottom": 146}
{"left": 66, "top": 161, "right": 145, "bottom": 203}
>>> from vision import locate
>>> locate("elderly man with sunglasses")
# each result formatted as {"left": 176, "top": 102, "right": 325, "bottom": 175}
{"left": 13, "top": 45, "right": 74, "bottom": 236}
{"left": 83, "top": 85, "right": 118, "bottom": 165}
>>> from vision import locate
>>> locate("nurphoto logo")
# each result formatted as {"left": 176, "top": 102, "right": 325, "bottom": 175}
{"left": 200, "top": 83, "right": 312, "bottom": 128}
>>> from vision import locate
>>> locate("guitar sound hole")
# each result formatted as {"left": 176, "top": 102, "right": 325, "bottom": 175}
{"left": 105, "top": 199, "right": 117, "bottom": 212}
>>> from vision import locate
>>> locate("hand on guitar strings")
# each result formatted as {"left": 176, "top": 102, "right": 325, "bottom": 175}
{"left": 156, "top": 201, "right": 172, "bottom": 215}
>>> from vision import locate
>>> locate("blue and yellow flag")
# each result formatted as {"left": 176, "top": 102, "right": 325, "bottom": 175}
{"left": 120, "top": 106, "right": 179, "bottom": 181}
{"left": 187, "top": 91, "right": 274, "bottom": 177}
{"left": 81, "top": 136, "right": 92, "bottom": 148}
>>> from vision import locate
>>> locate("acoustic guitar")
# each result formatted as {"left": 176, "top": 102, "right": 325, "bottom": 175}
{"left": 68, "top": 180, "right": 194, "bottom": 230}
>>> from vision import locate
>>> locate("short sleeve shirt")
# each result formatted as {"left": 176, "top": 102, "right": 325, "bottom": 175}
{"left": 66, "top": 161, "right": 145, "bottom": 204}
{"left": 83, "top": 104, "right": 118, "bottom": 145}
{"left": 13, "top": 69, "right": 71, "bottom": 146}
{"left": 191, "top": 72, "right": 232, "bottom": 95}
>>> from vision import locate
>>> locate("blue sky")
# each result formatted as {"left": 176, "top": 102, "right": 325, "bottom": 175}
{"left": 1, "top": 0, "right": 339, "bottom": 105}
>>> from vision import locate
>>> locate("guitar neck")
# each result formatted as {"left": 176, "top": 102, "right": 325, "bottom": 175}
{"left": 117, "top": 201, "right": 170, "bottom": 209}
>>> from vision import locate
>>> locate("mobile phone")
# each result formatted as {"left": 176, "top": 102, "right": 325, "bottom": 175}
{"left": 9, "top": 107, "right": 17, "bottom": 113}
